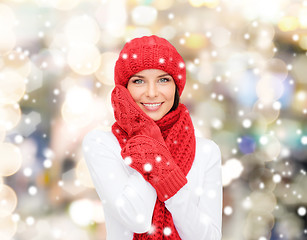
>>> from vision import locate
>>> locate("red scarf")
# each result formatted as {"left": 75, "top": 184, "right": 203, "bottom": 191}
{"left": 112, "top": 93, "right": 196, "bottom": 239}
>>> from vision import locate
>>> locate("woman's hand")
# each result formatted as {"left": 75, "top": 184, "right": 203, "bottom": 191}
{"left": 111, "top": 85, "right": 164, "bottom": 142}
{"left": 111, "top": 85, "right": 187, "bottom": 201}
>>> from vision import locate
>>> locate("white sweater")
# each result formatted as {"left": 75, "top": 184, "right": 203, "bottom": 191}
{"left": 82, "top": 129, "right": 223, "bottom": 240}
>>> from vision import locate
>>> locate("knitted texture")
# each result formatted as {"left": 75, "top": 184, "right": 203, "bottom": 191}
{"left": 114, "top": 35, "right": 186, "bottom": 96}
{"left": 111, "top": 85, "right": 196, "bottom": 239}
{"left": 111, "top": 85, "right": 188, "bottom": 201}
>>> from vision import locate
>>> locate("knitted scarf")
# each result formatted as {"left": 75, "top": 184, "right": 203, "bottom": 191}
{"left": 112, "top": 96, "right": 196, "bottom": 239}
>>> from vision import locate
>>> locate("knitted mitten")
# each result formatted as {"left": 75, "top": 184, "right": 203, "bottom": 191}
{"left": 111, "top": 85, "right": 164, "bottom": 143}
{"left": 111, "top": 85, "right": 187, "bottom": 201}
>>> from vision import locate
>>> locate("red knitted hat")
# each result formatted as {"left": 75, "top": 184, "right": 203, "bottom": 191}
{"left": 114, "top": 35, "right": 186, "bottom": 96}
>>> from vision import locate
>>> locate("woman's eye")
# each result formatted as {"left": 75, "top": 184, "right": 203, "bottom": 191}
{"left": 133, "top": 79, "right": 144, "bottom": 84}
{"left": 159, "top": 78, "right": 170, "bottom": 83}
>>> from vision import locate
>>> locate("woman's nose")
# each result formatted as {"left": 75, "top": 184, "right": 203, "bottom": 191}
{"left": 146, "top": 82, "right": 158, "bottom": 98}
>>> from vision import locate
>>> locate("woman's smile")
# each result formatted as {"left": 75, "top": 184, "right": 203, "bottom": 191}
{"left": 141, "top": 102, "right": 163, "bottom": 111}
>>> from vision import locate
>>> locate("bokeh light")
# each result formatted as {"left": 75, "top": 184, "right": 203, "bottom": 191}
{"left": 61, "top": 86, "right": 94, "bottom": 127}
{"left": 95, "top": 52, "right": 118, "bottom": 86}
{"left": 69, "top": 199, "right": 95, "bottom": 226}
{"left": 0, "top": 215, "right": 18, "bottom": 240}
{"left": 278, "top": 16, "right": 299, "bottom": 32}
{"left": 252, "top": 100, "right": 281, "bottom": 124}
{"left": 76, "top": 158, "right": 94, "bottom": 188}
{"left": 249, "top": 167, "right": 276, "bottom": 192}
{"left": 0, "top": 4, "right": 15, "bottom": 29}
{"left": 2, "top": 51, "right": 32, "bottom": 77}
{"left": 185, "top": 33, "right": 208, "bottom": 49}
{"left": 256, "top": 76, "right": 284, "bottom": 104}
{"left": 53, "top": 0, "right": 81, "bottom": 11}
{"left": 65, "top": 15, "right": 100, "bottom": 44}
{"left": 0, "top": 184, "right": 18, "bottom": 218}
{"left": 0, "top": 70, "right": 26, "bottom": 104}
{"left": 0, "top": 126, "right": 5, "bottom": 142}
{"left": 259, "top": 134, "right": 282, "bottom": 160}
{"left": 222, "top": 158, "right": 244, "bottom": 186}
{"left": 0, "top": 4, "right": 16, "bottom": 55}
{"left": 67, "top": 43, "right": 101, "bottom": 75}
{"left": 243, "top": 211, "right": 274, "bottom": 239}
{"left": 131, "top": 6, "right": 157, "bottom": 26}
{"left": 152, "top": 0, "right": 175, "bottom": 10}
{"left": 0, "top": 143, "right": 22, "bottom": 176}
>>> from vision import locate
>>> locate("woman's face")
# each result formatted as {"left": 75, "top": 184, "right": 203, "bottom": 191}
{"left": 127, "top": 69, "right": 176, "bottom": 121}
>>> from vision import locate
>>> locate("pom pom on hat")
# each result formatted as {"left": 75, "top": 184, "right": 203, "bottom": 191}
{"left": 114, "top": 35, "right": 186, "bottom": 96}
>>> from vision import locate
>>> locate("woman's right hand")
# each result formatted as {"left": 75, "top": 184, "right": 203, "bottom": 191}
{"left": 111, "top": 85, "right": 164, "bottom": 143}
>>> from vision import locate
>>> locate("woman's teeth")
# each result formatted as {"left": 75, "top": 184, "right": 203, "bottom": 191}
{"left": 143, "top": 103, "right": 162, "bottom": 107}
{"left": 142, "top": 102, "right": 163, "bottom": 111}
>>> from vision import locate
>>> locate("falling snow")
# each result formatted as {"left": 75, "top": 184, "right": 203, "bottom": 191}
{"left": 0, "top": 1, "right": 306, "bottom": 240}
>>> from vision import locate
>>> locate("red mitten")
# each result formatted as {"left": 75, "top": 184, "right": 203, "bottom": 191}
{"left": 111, "top": 85, "right": 164, "bottom": 142}
{"left": 111, "top": 85, "right": 187, "bottom": 201}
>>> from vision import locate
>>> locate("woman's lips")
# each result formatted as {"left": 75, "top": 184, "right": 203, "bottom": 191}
{"left": 141, "top": 102, "right": 163, "bottom": 111}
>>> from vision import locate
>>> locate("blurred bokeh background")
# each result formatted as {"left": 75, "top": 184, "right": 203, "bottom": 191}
{"left": 0, "top": 0, "right": 307, "bottom": 239}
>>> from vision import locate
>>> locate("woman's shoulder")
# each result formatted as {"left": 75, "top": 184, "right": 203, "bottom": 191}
{"left": 195, "top": 135, "right": 221, "bottom": 154}
{"left": 195, "top": 135, "right": 222, "bottom": 166}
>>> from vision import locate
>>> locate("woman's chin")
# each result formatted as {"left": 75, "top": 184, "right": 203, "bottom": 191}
{"left": 146, "top": 112, "right": 162, "bottom": 121}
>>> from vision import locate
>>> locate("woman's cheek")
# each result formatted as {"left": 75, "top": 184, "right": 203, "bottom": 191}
{"left": 130, "top": 88, "right": 143, "bottom": 102}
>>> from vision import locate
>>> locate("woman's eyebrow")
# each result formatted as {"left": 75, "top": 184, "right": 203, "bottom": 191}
{"left": 158, "top": 74, "right": 172, "bottom": 77}
{"left": 130, "top": 74, "right": 144, "bottom": 78}
{"left": 130, "top": 73, "right": 172, "bottom": 78}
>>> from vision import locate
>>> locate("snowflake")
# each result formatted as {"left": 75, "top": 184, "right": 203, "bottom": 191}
{"left": 26, "top": 216, "right": 35, "bottom": 226}
{"left": 23, "top": 168, "right": 33, "bottom": 177}
{"left": 163, "top": 227, "right": 172, "bottom": 236}
{"left": 156, "top": 156, "right": 162, "bottom": 162}
{"left": 124, "top": 156, "right": 132, "bottom": 165}
{"left": 298, "top": 207, "right": 306, "bottom": 216}
{"left": 43, "top": 159, "right": 52, "bottom": 168}
{"left": 148, "top": 224, "right": 155, "bottom": 234}
{"left": 12, "top": 214, "right": 20, "bottom": 222}
{"left": 144, "top": 163, "right": 152, "bottom": 172}
{"left": 179, "top": 62, "right": 185, "bottom": 68}
{"left": 159, "top": 58, "right": 165, "bottom": 64}
{"left": 273, "top": 174, "right": 281, "bottom": 183}
{"left": 301, "top": 136, "right": 307, "bottom": 145}
{"left": 122, "top": 53, "right": 128, "bottom": 59}
{"left": 224, "top": 206, "right": 233, "bottom": 215}
{"left": 28, "top": 186, "right": 38, "bottom": 196}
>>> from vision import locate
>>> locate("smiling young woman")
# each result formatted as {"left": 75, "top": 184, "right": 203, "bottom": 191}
{"left": 82, "top": 35, "right": 222, "bottom": 240}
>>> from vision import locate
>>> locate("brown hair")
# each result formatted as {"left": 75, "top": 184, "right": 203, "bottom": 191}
{"left": 168, "top": 87, "right": 180, "bottom": 113}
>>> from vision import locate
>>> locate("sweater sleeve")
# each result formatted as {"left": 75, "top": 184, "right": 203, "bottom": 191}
{"left": 164, "top": 139, "right": 223, "bottom": 240}
{"left": 82, "top": 129, "right": 157, "bottom": 234}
